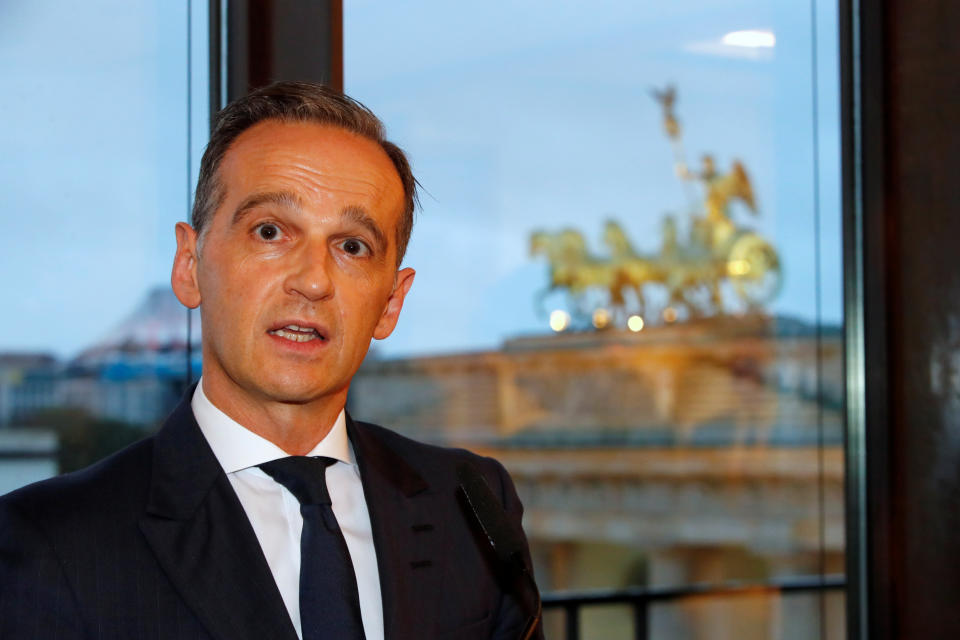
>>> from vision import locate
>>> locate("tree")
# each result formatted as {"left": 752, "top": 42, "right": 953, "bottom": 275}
{"left": 20, "top": 408, "right": 152, "bottom": 474}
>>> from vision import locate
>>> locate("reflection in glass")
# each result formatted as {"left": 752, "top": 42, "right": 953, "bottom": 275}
{"left": 347, "top": 0, "right": 842, "bottom": 637}
{"left": 0, "top": 1, "right": 207, "bottom": 490}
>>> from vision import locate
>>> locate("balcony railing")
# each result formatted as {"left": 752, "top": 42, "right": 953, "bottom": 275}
{"left": 541, "top": 574, "right": 846, "bottom": 640}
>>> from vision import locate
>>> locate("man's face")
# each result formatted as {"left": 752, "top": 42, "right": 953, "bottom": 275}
{"left": 172, "top": 120, "right": 414, "bottom": 409}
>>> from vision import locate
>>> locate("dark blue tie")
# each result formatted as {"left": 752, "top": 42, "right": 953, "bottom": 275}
{"left": 259, "top": 456, "right": 366, "bottom": 640}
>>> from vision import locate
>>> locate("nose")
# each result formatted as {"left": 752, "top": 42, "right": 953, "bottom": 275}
{"left": 283, "top": 241, "right": 335, "bottom": 302}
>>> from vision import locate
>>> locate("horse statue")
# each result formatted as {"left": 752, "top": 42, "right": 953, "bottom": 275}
{"left": 530, "top": 229, "right": 618, "bottom": 318}
{"left": 603, "top": 219, "right": 722, "bottom": 317}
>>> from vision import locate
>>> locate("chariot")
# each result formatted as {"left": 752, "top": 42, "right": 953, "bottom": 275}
{"left": 530, "top": 86, "right": 782, "bottom": 326}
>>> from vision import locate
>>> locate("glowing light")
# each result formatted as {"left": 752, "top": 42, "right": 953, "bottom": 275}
{"left": 592, "top": 308, "right": 611, "bottom": 329}
{"left": 627, "top": 315, "right": 645, "bottom": 332}
{"left": 663, "top": 307, "right": 678, "bottom": 323}
{"left": 549, "top": 310, "right": 571, "bottom": 332}
{"left": 728, "top": 259, "right": 751, "bottom": 276}
{"left": 721, "top": 30, "right": 776, "bottom": 48}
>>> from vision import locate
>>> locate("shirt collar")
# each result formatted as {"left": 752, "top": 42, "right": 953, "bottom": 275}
{"left": 191, "top": 377, "right": 354, "bottom": 474}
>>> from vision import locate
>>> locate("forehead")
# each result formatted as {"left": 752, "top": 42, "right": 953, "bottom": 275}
{"left": 217, "top": 119, "right": 404, "bottom": 224}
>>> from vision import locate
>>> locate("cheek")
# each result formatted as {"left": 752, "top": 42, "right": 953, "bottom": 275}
{"left": 340, "top": 291, "right": 390, "bottom": 336}
{"left": 197, "top": 266, "right": 264, "bottom": 337}
{"left": 202, "top": 250, "right": 273, "bottom": 296}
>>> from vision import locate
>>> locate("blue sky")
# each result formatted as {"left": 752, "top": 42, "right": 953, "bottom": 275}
{"left": 0, "top": 1, "right": 839, "bottom": 359}
{"left": 345, "top": 0, "right": 841, "bottom": 356}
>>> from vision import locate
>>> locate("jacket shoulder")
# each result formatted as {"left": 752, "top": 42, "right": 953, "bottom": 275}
{"left": 352, "top": 419, "right": 514, "bottom": 498}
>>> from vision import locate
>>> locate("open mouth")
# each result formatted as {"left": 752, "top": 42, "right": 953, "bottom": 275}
{"left": 268, "top": 324, "right": 326, "bottom": 343}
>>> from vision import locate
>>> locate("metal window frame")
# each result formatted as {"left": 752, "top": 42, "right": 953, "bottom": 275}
{"left": 841, "top": 0, "right": 892, "bottom": 638}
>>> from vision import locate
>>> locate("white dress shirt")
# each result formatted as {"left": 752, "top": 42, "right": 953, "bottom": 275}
{"left": 191, "top": 380, "right": 383, "bottom": 640}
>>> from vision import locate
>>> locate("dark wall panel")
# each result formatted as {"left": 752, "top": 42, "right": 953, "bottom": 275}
{"left": 885, "top": 0, "right": 960, "bottom": 635}
{"left": 226, "top": 0, "right": 342, "bottom": 102}
{"left": 847, "top": 0, "right": 960, "bottom": 637}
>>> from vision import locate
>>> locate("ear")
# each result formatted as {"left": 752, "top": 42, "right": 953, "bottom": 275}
{"left": 171, "top": 222, "right": 202, "bottom": 309}
{"left": 373, "top": 267, "right": 415, "bottom": 340}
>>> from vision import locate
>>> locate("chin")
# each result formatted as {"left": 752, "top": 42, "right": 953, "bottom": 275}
{"left": 255, "top": 374, "right": 338, "bottom": 405}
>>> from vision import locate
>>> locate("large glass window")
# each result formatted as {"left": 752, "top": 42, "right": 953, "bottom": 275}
{"left": 0, "top": 1, "right": 207, "bottom": 490}
{"left": 346, "top": 1, "right": 842, "bottom": 637}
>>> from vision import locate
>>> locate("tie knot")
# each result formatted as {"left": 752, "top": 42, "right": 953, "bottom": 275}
{"left": 259, "top": 456, "right": 337, "bottom": 505}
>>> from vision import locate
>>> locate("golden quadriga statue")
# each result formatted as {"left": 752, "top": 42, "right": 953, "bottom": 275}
{"left": 531, "top": 86, "right": 782, "bottom": 327}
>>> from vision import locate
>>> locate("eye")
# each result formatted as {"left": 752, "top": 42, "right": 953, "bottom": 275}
{"left": 254, "top": 223, "right": 283, "bottom": 241}
{"left": 340, "top": 238, "right": 370, "bottom": 256}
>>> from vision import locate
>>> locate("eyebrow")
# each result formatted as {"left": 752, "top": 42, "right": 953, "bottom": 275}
{"left": 231, "top": 191, "right": 303, "bottom": 226}
{"left": 341, "top": 205, "right": 388, "bottom": 255}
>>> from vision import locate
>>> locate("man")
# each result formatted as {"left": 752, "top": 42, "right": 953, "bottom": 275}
{"left": 0, "top": 82, "right": 541, "bottom": 640}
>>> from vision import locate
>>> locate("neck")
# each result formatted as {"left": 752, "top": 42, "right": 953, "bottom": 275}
{"left": 199, "top": 375, "right": 347, "bottom": 455}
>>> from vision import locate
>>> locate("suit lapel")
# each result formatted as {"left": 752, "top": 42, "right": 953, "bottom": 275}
{"left": 348, "top": 416, "right": 444, "bottom": 640}
{"left": 138, "top": 392, "right": 298, "bottom": 640}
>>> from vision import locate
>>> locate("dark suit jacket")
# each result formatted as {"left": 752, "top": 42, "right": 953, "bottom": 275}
{"left": 0, "top": 392, "right": 541, "bottom": 640}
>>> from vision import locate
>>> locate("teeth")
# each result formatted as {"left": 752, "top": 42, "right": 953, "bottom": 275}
{"left": 270, "top": 328, "right": 320, "bottom": 342}
{"left": 281, "top": 324, "right": 319, "bottom": 334}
